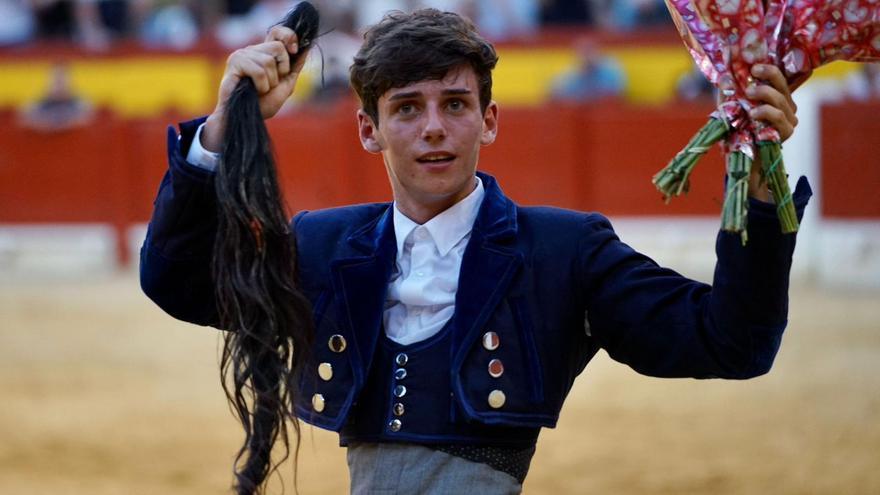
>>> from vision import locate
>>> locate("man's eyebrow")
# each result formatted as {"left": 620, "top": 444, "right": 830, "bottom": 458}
{"left": 387, "top": 91, "right": 421, "bottom": 102}
{"left": 386, "top": 88, "right": 473, "bottom": 101}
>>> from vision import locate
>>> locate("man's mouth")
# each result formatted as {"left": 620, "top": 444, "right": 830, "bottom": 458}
{"left": 416, "top": 152, "right": 456, "bottom": 164}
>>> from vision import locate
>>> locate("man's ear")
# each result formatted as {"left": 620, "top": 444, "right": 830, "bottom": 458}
{"left": 357, "top": 109, "right": 384, "bottom": 153}
{"left": 480, "top": 100, "right": 499, "bottom": 146}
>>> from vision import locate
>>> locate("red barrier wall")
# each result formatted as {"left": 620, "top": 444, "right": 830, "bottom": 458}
{"left": 268, "top": 105, "right": 389, "bottom": 211}
{"left": 0, "top": 113, "right": 131, "bottom": 261}
{"left": 820, "top": 101, "right": 880, "bottom": 218}
{"left": 1, "top": 100, "right": 877, "bottom": 265}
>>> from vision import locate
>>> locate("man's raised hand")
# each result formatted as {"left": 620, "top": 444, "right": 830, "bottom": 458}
{"left": 202, "top": 26, "right": 309, "bottom": 152}
{"left": 746, "top": 63, "right": 799, "bottom": 201}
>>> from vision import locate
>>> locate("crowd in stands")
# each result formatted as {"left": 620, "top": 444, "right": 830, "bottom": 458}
{"left": 0, "top": 0, "right": 670, "bottom": 49}
{"left": 3, "top": 0, "right": 876, "bottom": 126}
{"left": 0, "top": 0, "right": 674, "bottom": 118}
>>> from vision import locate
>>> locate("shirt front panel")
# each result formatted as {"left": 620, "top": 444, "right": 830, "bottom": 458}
{"left": 384, "top": 177, "right": 485, "bottom": 345}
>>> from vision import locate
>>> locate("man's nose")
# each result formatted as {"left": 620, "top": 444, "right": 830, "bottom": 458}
{"left": 421, "top": 105, "right": 446, "bottom": 140}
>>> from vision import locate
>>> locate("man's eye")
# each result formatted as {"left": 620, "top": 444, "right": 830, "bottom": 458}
{"left": 448, "top": 99, "right": 464, "bottom": 111}
{"left": 399, "top": 104, "right": 415, "bottom": 115}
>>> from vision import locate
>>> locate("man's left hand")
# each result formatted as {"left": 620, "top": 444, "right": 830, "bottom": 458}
{"left": 746, "top": 63, "right": 798, "bottom": 201}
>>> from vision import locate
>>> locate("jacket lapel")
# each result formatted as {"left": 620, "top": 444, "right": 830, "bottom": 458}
{"left": 330, "top": 205, "right": 396, "bottom": 388}
{"left": 452, "top": 173, "right": 523, "bottom": 358}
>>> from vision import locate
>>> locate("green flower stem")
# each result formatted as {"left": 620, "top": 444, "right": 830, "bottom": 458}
{"left": 653, "top": 117, "right": 729, "bottom": 201}
{"left": 721, "top": 150, "right": 751, "bottom": 245}
{"left": 757, "top": 141, "right": 799, "bottom": 234}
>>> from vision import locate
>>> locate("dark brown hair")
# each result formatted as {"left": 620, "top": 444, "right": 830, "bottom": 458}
{"left": 349, "top": 8, "right": 499, "bottom": 123}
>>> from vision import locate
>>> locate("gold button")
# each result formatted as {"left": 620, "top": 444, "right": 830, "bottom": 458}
{"left": 488, "top": 390, "right": 506, "bottom": 409}
{"left": 389, "top": 419, "right": 402, "bottom": 432}
{"left": 393, "top": 402, "right": 405, "bottom": 416}
{"left": 482, "top": 332, "right": 500, "bottom": 351}
{"left": 488, "top": 359, "right": 504, "bottom": 378}
{"left": 318, "top": 362, "right": 333, "bottom": 381}
{"left": 312, "top": 393, "right": 325, "bottom": 413}
{"left": 328, "top": 334, "right": 347, "bottom": 353}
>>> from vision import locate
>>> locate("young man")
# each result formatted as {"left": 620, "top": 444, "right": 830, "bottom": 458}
{"left": 141, "top": 9, "right": 811, "bottom": 494}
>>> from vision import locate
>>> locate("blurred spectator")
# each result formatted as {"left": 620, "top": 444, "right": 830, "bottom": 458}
{"left": 550, "top": 37, "right": 626, "bottom": 103}
{"left": 352, "top": 0, "right": 414, "bottom": 31}
{"left": 0, "top": 0, "right": 35, "bottom": 45}
{"left": 676, "top": 65, "right": 715, "bottom": 102}
{"left": 215, "top": 0, "right": 302, "bottom": 48}
{"left": 597, "top": 0, "right": 667, "bottom": 31}
{"left": 540, "top": 0, "right": 669, "bottom": 30}
{"left": 29, "top": 0, "right": 138, "bottom": 49}
{"left": 419, "top": 0, "right": 471, "bottom": 14}
{"left": 140, "top": 1, "right": 200, "bottom": 50}
{"left": 471, "top": 0, "right": 537, "bottom": 41}
{"left": 353, "top": 1, "right": 535, "bottom": 42}
{"left": 540, "top": 0, "right": 595, "bottom": 26}
{"left": 843, "top": 63, "right": 880, "bottom": 101}
{"left": 18, "top": 62, "right": 94, "bottom": 131}
{"left": 304, "top": 1, "right": 360, "bottom": 105}
{"left": 32, "top": 0, "right": 76, "bottom": 39}
{"left": 225, "top": 0, "right": 257, "bottom": 16}
{"left": 304, "top": 32, "right": 358, "bottom": 105}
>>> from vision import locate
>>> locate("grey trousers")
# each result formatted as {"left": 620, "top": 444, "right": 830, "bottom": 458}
{"left": 347, "top": 443, "right": 523, "bottom": 495}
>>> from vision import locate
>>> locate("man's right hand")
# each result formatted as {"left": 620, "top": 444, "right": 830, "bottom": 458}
{"left": 201, "top": 26, "right": 309, "bottom": 152}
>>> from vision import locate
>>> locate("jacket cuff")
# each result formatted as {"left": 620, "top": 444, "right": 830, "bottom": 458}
{"left": 167, "top": 115, "right": 214, "bottom": 184}
{"left": 747, "top": 175, "right": 813, "bottom": 225}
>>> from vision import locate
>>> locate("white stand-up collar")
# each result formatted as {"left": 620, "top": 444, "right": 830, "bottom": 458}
{"left": 392, "top": 176, "right": 485, "bottom": 257}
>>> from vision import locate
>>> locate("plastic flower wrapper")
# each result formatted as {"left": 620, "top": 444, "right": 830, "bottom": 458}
{"left": 655, "top": 0, "right": 796, "bottom": 242}
{"left": 779, "top": 0, "right": 880, "bottom": 91}
{"left": 655, "top": 0, "right": 878, "bottom": 241}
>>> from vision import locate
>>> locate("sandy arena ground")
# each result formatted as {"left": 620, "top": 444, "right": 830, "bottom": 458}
{"left": 0, "top": 274, "right": 878, "bottom": 494}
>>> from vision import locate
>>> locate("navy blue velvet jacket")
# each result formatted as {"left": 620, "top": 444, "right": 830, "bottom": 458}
{"left": 141, "top": 117, "right": 812, "bottom": 439}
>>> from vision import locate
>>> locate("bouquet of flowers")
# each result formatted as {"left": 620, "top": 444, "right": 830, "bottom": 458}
{"left": 654, "top": 0, "right": 880, "bottom": 242}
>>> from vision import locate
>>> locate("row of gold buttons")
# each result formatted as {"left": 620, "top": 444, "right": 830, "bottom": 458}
{"left": 311, "top": 334, "right": 349, "bottom": 413}
{"left": 483, "top": 331, "right": 506, "bottom": 409}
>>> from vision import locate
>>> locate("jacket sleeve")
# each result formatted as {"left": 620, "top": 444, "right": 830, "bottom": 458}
{"left": 582, "top": 176, "right": 812, "bottom": 379}
{"left": 139, "top": 116, "right": 222, "bottom": 327}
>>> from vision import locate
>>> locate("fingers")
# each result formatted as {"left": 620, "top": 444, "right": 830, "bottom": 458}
{"left": 238, "top": 56, "right": 271, "bottom": 93}
{"left": 750, "top": 104, "right": 795, "bottom": 141}
{"left": 216, "top": 30, "right": 308, "bottom": 120}
{"left": 751, "top": 64, "right": 796, "bottom": 111}
{"left": 266, "top": 25, "right": 300, "bottom": 55}
{"left": 263, "top": 41, "right": 290, "bottom": 77}
{"left": 266, "top": 25, "right": 310, "bottom": 74}
{"left": 227, "top": 40, "right": 298, "bottom": 95}
{"left": 748, "top": 64, "right": 798, "bottom": 141}
{"left": 746, "top": 83, "right": 797, "bottom": 126}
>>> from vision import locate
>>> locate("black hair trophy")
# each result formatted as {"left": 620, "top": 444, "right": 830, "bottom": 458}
{"left": 213, "top": 3, "right": 319, "bottom": 494}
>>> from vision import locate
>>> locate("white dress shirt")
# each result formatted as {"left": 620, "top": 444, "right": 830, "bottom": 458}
{"left": 385, "top": 177, "right": 484, "bottom": 345}
{"left": 185, "top": 123, "right": 485, "bottom": 346}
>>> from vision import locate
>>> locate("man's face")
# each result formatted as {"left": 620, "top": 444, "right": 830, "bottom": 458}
{"left": 358, "top": 65, "right": 498, "bottom": 222}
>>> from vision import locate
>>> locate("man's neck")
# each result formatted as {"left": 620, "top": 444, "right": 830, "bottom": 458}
{"left": 394, "top": 177, "right": 478, "bottom": 225}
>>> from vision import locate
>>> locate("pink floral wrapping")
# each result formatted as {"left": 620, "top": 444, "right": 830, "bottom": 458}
{"left": 779, "top": 0, "right": 880, "bottom": 92}
{"left": 666, "top": 0, "right": 880, "bottom": 151}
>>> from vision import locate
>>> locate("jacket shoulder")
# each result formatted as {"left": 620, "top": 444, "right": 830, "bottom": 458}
{"left": 292, "top": 202, "right": 390, "bottom": 239}
{"left": 516, "top": 205, "right": 615, "bottom": 240}
{"left": 291, "top": 203, "right": 390, "bottom": 285}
